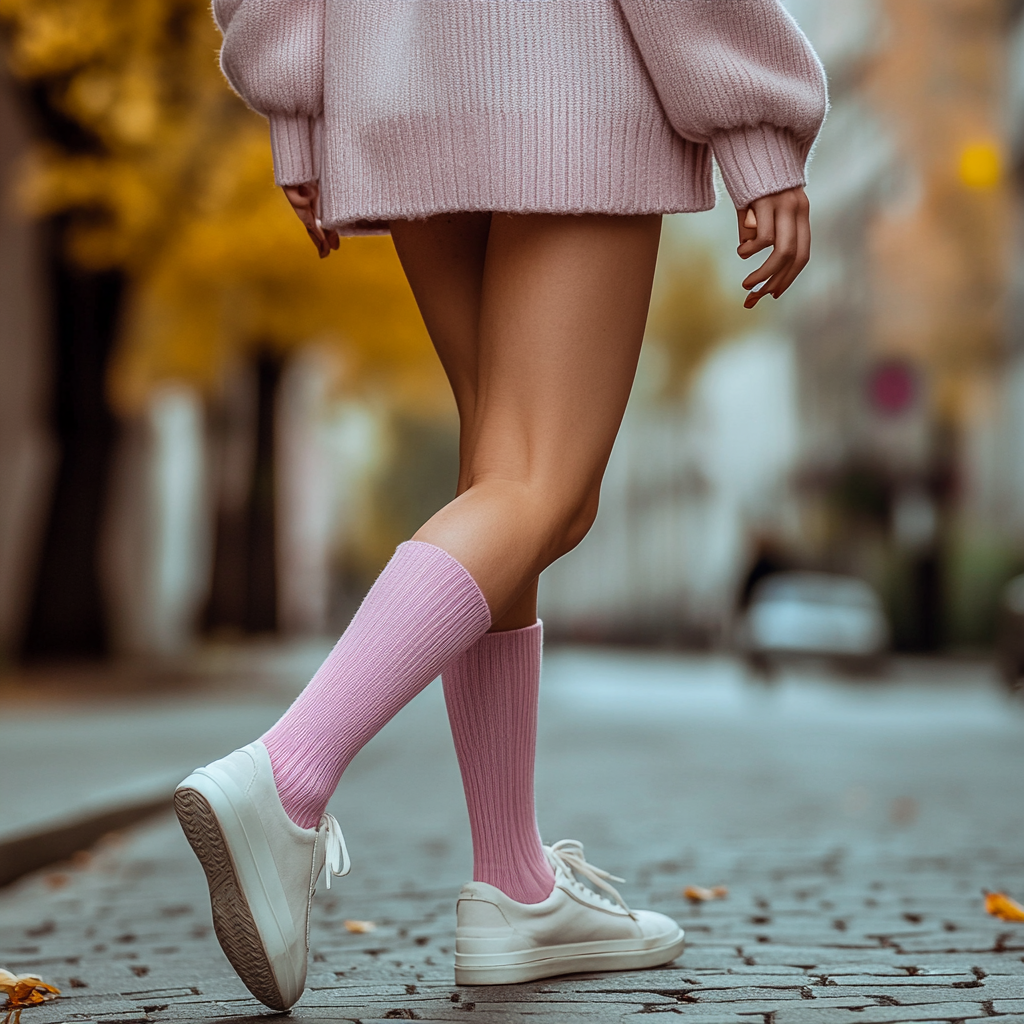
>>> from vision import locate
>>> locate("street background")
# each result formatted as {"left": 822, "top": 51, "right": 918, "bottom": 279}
{"left": 4, "top": 0, "right": 1024, "bottom": 659}
{"left": 3, "top": 1, "right": 1024, "bottom": 1022}
{"left": 2, "top": 650, "right": 1023, "bottom": 1021}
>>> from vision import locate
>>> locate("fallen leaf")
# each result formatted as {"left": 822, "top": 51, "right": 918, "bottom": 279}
{"left": 97, "top": 831, "right": 125, "bottom": 849}
{"left": 683, "top": 885, "right": 729, "bottom": 902}
{"left": 71, "top": 850, "right": 94, "bottom": 870}
{"left": 985, "top": 891, "right": 1024, "bottom": 923}
{"left": 0, "top": 969, "right": 61, "bottom": 1009}
{"left": 343, "top": 920, "right": 376, "bottom": 933}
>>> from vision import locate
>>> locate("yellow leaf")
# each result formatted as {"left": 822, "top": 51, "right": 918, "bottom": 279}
{"left": 985, "top": 891, "right": 1024, "bottom": 923}
{"left": 343, "top": 919, "right": 376, "bottom": 934}
{"left": 0, "top": 970, "right": 60, "bottom": 1010}
{"left": 683, "top": 885, "right": 729, "bottom": 902}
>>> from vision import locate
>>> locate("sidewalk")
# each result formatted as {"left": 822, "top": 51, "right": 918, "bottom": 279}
{"left": 1, "top": 649, "right": 1023, "bottom": 1022}
{"left": 0, "top": 641, "right": 331, "bottom": 885}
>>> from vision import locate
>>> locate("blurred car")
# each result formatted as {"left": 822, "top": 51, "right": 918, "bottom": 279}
{"left": 996, "top": 574, "right": 1024, "bottom": 694}
{"left": 738, "top": 571, "right": 889, "bottom": 672}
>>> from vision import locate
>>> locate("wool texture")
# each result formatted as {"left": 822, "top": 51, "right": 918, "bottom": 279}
{"left": 262, "top": 541, "right": 492, "bottom": 829}
{"left": 442, "top": 621, "right": 555, "bottom": 905}
{"left": 211, "top": 0, "right": 827, "bottom": 233}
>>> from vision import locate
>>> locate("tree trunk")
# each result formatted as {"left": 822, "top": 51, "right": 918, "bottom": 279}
{"left": 245, "top": 350, "right": 281, "bottom": 633}
{"left": 204, "top": 349, "right": 282, "bottom": 636}
{"left": 21, "top": 217, "right": 123, "bottom": 659}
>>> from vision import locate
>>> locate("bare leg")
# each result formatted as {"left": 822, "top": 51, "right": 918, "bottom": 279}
{"left": 391, "top": 212, "right": 490, "bottom": 445}
{"left": 392, "top": 212, "right": 661, "bottom": 626}
{"left": 252, "top": 214, "right": 659, "bottom": 832}
{"left": 392, "top": 212, "right": 660, "bottom": 905}
{"left": 393, "top": 214, "right": 540, "bottom": 630}
{"left": 392, "top": 213, "right": 540, "bottom": 630}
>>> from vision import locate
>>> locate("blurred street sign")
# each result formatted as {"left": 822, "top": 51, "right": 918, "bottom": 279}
{"left": 867, "top": 359, "right": 918, "bottom": 418}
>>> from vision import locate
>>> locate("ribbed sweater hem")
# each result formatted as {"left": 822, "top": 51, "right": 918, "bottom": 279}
{"left": 317, "top": 110, "right": 717, "bottom": 235}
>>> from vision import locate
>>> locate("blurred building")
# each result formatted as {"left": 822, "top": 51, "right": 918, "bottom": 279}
{"left": 541, "top": 0, "right": 1024, "bottom": 651}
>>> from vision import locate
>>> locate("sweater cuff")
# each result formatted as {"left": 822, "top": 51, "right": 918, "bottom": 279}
{"left": 269, "top": 113, "right": 317, "bottom": 186}
{"left": 711, "top": 124, "right": 808, "bottom": 210}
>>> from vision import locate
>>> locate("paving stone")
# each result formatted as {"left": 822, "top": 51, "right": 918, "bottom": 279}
{"left": 814, "top": 974, "right": 978, "bottom": 986}
{"left": 772, "top": 1001, "right": 993, "bottom": 1023}
{"left": 829, "top": 984, "right": 996, "bottom": 1005}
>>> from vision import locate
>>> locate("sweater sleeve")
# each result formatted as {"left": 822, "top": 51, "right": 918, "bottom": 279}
{"left": 212, "top": 0, "right": 325, "bottom": 185}
{"left": 616, "top": 0, "right": 827, "bottom": 208}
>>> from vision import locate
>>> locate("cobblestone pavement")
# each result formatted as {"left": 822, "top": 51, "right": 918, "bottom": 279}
{"left": 2, "top": 649, "right": 1024, "bottom": 1023}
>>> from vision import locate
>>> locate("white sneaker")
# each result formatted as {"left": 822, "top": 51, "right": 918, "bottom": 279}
{"left": 174, "top": 741, "right": 350, "bottom": 1010}
{"left": 454, "top": 839, "right": 685, "bottom": 985}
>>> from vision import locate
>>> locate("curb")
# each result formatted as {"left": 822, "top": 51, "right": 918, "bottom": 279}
{"left": 0, "top": 778, "right": 177, "bottom": 888}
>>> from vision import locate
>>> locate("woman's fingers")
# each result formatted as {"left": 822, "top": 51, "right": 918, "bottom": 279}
{"left": 282, "top": 182, "right": 334, "bottom": 258}
{"left": 737, "top": 206, "right": 758, "bottom": 249}
{"left": 737, "top": 187, "right": 811, "bottom": 307}
{"left": 737, "top": 195, "right": 776, "bottom": 258}
{"left": 741, "top": 200, "right": 790, "bottom": 307}
{"left": 742, "top": 205, "right": 795, "bottom": 291}
{"left": 767, "top": 198, "right": 811, "bottom": 299}
{"left": 743, "top": 277, "right": 772, "bottom": 308}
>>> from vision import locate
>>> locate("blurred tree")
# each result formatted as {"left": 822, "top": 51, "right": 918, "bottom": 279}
{"left": 0, "top": 0, "right": 445, "bottom": 654}
{"left": 647, "top": 243, "right": 744, "bottom": 400}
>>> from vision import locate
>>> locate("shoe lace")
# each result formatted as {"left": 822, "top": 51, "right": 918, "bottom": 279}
{"left": 545, "top": 839, "right": 633, "bottom": 916}
{"left": 320, "top": 813, "right": 351, "bottom": 889}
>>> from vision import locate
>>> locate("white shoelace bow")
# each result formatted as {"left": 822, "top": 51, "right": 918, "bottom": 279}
{"left": 545, "top": 839, "right": 633, "bottom": 916}
{"left": 320, "top": 813, "right": 351, "bottom": 889}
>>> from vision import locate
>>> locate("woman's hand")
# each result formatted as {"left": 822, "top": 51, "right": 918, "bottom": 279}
{"left": 282, "top": 181, "right": 339, "bottom": 259}
{"left": 736, "top": 186, "right": 810, "bottom": 308}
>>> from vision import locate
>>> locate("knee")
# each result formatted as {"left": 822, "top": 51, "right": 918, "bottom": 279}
{"left": 546, "top": 489, "right": 600, "bottom": 562}
{"left": 459, "top": 468, "right": 601, "bottom": 566}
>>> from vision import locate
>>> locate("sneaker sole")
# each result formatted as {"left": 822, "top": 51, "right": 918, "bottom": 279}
{"left": 174, "top": 786, "right": 289, "bottom": 1011}
{"left": 454, "top": 929, "right": 685, "bottom": 986}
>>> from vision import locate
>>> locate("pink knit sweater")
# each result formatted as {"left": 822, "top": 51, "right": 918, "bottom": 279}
{"left": 213, "top": 0, "right": 827, "bottom": 235}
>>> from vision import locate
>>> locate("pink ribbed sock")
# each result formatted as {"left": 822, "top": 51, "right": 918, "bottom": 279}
{"left": 442, "top": 621, "right": 555, "bottom": 905}
{"left": 262, "top": 541, "right": 492, "bottom": 828}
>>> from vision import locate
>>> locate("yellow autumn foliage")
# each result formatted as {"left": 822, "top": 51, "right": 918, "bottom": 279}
{"left": 0, "top": 0, "right": 444, "bottom": 413}
{"left": 648, "top": 242, "right": 744, "bottom": 399}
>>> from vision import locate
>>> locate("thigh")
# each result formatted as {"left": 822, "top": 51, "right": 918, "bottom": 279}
{"left": 469, "top": 213, "right": 662, "bottom": 504}
{"left": 392, "top": 212, "right": 543, "bottom": 629}
{"left": 390, "top": 213, "right": 491, "bottom": 427}
{"left": 412, "top": 213, "right": 661, "bottom": 618}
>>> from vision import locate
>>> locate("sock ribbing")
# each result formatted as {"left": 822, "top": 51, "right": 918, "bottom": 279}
{"left": 443, "top": 621, "right": 555, "bottom": 905}
{"left": 262, "top": 541, "right": 492, "bottom": 828}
